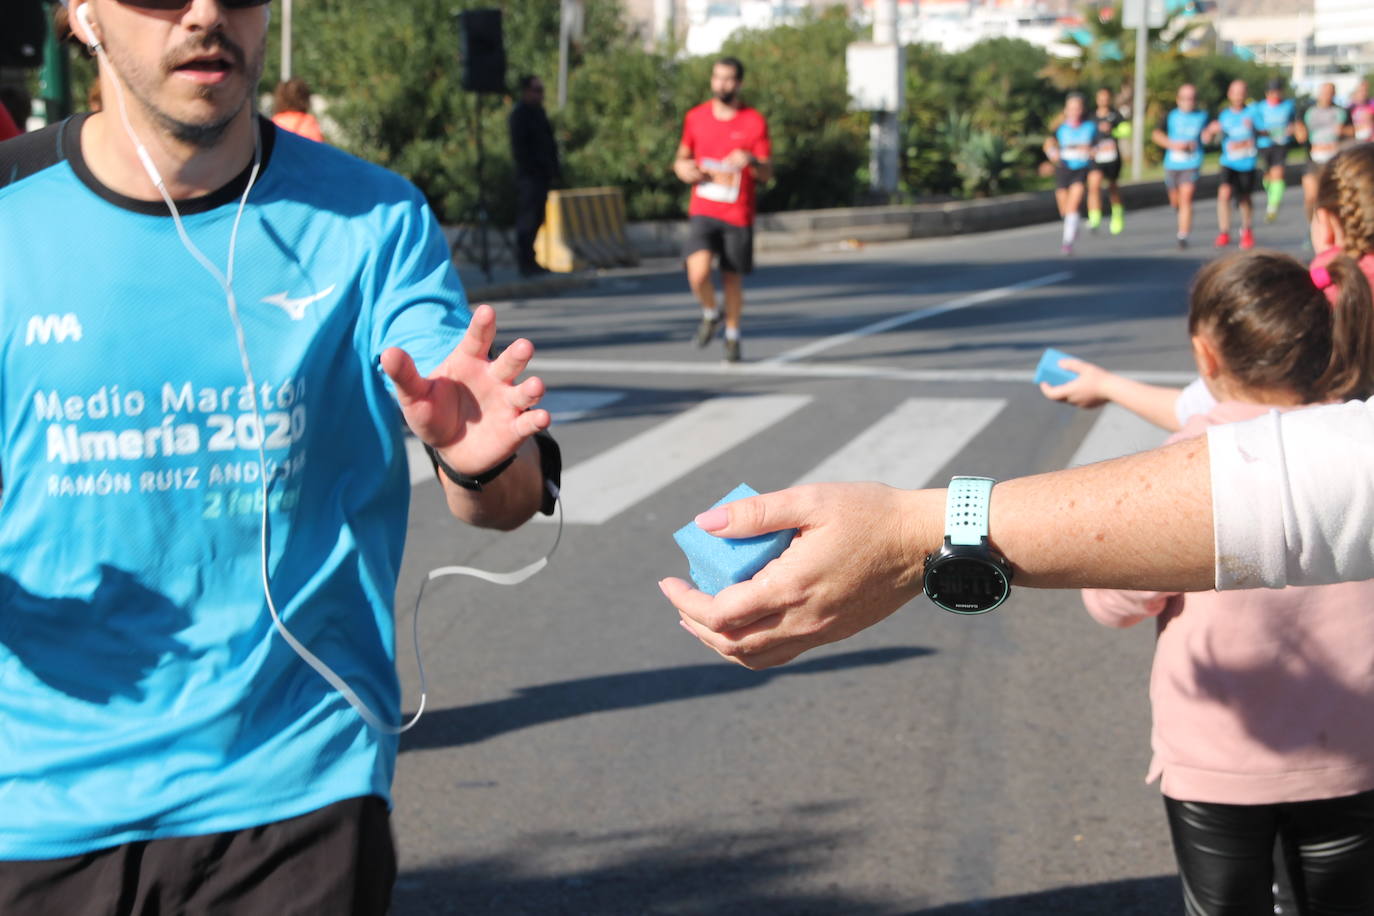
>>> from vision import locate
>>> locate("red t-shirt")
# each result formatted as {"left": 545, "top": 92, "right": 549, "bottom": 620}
{"left": 0, "top": 104, "right": 21, "bottom": 143}
{"left": 679, "top": 102, "right": 771, "bottom": 227}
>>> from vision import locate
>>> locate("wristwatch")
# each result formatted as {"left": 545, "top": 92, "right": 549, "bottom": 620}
{"left": 922, "top": 476, "right": 1013, "bottom": 615}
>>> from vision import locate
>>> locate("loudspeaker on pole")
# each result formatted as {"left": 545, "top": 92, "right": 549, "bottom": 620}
{"left": 458, "top": 8, "right": 506, "bottom": 94}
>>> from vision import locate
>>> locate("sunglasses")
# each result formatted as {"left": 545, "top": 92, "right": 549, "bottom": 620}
{"left": 115, "top": 0, "right": 271, "bottom": 8}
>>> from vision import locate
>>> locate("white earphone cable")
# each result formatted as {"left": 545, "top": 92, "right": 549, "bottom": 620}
{"left": 94, "top": 32, "right": 561, "bottom": 736}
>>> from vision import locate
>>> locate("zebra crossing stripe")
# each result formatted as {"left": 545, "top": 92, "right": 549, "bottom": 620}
{"left": 541, "top": 393, "right": 813, "bottom": 525}
{"left": 791, "top": 398, "right": 1007, "bottom": 490}
{"left": 1066, "top": 404, "right": 1170, "bottom": 468}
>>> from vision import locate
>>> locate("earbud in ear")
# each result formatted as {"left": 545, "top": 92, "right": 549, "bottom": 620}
{"left": 75, "top": 3, "right": 102, "bottom": 53}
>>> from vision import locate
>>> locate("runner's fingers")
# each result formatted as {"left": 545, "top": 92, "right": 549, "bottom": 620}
{"left": 459, "top": 304, "right": 497, "bottom": 358}
{"left": 490, "top": 338, "right": 535, "bottom": 385}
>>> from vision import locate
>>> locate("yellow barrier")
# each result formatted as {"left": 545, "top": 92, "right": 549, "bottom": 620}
{"left": 535, "top": 187, "right": 639, "bottom": 272}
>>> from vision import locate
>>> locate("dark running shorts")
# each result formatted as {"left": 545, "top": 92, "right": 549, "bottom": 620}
{"left": 684, "top": 215, "right": 754, "bottom": 275}
{"left": 1090, "top": 158, "right": 1122, "bottom": 182}
{"left": 1221, "top": 166, "right": 1259, "bottom": 196}
{"left": 1164, "top": 168, "right": 1200, "bottom": 190}
{"left": 1055, "top": 164, "right": 1090, "bottom": 189}
{"left": 1260, "top": 144, "right": 1289, "bottom": 170}
{"left": 0, "top": 796, "right": 395, "bottom": 916}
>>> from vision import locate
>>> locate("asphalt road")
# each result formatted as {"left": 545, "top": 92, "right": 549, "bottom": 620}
{"left": 386, "top": 196, "right": 1315, "bottom": 915}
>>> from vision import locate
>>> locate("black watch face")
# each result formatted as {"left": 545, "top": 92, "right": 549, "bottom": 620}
{"left": 924, "top": 557, "right": 1010, "bottom": 615}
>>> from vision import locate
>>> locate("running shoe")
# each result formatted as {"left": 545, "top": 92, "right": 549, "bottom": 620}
{"left": 1177, "top": 236, "right": 1189, "bottom": 250}
{"left": 1240, "top": 228, "right": 1255, "bottom": 250}
{"left": 1061, "top": 244, "right": 1073, "bottom": 257}
{"left": 694, "top": 313, "right": 722, "bottom": 348}
{"left": 1214, "top": 232, "right": 1231, "bottom": 248}
{"left": 723, "top": 337, "right": 741, "bottom": 363}
{"left": 1109, "top": 211, "right": 1124, "bottom": 235}
{"left": 1265, "top": 209, "right": 1278, "bottom": 223}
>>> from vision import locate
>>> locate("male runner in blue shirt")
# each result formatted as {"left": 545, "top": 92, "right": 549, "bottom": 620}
{"left": 0, "top": 1, "right": 557, "bottom": 911}
{"left": 1204, "top": 79, "right": 1261, "bottom": 250}
{"left": 1253, "top": 77, "right": 1297, "bottom": 222}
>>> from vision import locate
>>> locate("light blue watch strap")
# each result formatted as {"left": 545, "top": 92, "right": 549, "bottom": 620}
{"left": 945, "top": 476, "right": 995, "bottom": 547}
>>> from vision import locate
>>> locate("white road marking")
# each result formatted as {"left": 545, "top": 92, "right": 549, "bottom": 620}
{"left": 1067, "top": 404, "right": 1170, "bottom": 468}
{"left": 539, "top": 394, "right": 812, "bottom": 525}
{"left": 764, "top": 271, "right": 1074, "bottom": 364}
{"left": 791, "top": 398, "right": 1007, "bottom": 490}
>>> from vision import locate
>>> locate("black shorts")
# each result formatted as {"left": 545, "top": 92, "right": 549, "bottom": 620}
{"left": 1221, "top": 166, "right": 1259, "bottom": 196}
{"left": 1260, "top": 144, "right": 1289, "bottom": 170}
{"left": 1090, "top": 158, "right": 1122, "bottom": 182}
{"left": 1055, "top": 164, "right": 1089, "bottom": 189}
{"left": 684, "top": 215, "right": 754, "bottom": 275}
{"left": 0, "top": 796, "right": 395, "bottom": 916}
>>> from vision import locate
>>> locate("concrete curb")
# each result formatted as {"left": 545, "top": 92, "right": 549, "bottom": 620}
{"left": 453, "top": 162, "right": 1307, "bottom": 298}
{"left": 624, "top": 162, "right": 1308, "bottom": 256}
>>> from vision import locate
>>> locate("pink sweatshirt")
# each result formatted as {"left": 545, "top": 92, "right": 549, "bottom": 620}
{"left": 1084, "top": 401, "right": 1374, "bottom": 805}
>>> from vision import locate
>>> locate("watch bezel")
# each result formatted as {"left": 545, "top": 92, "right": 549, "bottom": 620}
{"left": 922, "top": 539, "right": 1013, "bottom": 615}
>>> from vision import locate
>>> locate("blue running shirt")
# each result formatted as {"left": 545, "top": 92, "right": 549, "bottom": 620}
{"left": 0, "top": 116, "right": 470, "bottom": 858}
{"left": 1217, "top": 107, "right": 1259, "bottom": 171}
{"left": 1055, "top": 120, "right": 1097, "bottom": 170}
{"left": 1161, "top": 108, "right": 1208, "bottom": 171}
{"left": 1254, "top": 98, "right": 1296, "bottom": 148}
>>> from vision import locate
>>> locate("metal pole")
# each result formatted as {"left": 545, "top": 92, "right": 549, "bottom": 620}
{"left": 281, "top": 0, "right": 293, "bottom": 81}
{"left": 869, "top": 0, "right": 900, "bottom": 197}
{"left": 1131, "top": 19, "right": 1147, "bottom": 181}
{"left": 557, "top": 0, "right": 571, "bottom": 109}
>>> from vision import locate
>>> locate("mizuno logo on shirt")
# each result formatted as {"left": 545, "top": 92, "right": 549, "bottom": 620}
{"left": 25, "top": 314, "right": 83, "bottom": 345}
{"left": 261, "top": 285, "right": 336, "bottom": 321}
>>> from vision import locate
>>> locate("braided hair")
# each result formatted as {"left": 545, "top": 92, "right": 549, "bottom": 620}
{"left": 1316, "top": 144, "right": 1374, "bottom": 260}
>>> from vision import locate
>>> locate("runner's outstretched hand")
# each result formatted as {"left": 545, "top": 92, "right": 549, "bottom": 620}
{"left": 381, "top": 304, "right": 550, "bottom": 474}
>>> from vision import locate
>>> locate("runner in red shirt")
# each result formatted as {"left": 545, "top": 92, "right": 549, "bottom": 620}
{"left": 674, "top": 57, "right": 772, "bottom": 363}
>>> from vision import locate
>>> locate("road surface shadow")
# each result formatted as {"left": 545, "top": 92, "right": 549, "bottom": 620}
{"left": 400, "top": 646, "right": 933, "bottom": 752}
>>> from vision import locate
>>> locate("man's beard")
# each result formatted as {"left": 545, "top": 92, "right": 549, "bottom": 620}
{"left": 112, "top": 30, "right": 265, "bottom": 150}
{"left": 714, "top": 90, "right": 738, "bottom": 105}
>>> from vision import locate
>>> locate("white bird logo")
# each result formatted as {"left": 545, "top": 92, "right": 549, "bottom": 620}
{"left": 262, "top": 285, "right": 337, "bottom": 321}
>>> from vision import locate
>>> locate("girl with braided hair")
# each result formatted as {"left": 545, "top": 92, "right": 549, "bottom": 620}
{"left": 1309, "top": 142, "right": 1374, "bottom": 295}
{"left": 1043, "top": 142, "right": 1374, "bottom": 430}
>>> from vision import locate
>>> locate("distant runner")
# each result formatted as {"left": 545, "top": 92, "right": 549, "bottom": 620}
{"left": 1301, "top": 82, "right": 1350, "bottom": 221}
{"left": 1152, "top": 83, "right": 1208, "bottom": 249}
{"left": 1253, "top": 77, "right": 1298, "bottom": 222}
{"left": 1204, "top": 79, "right": 1260, "bottom": 250}
{"left": 1044, "top": 92, "right": 1095, "bottom": 256}
{"left": 1087, "top": 87, "right": 1126, "bottom": 236}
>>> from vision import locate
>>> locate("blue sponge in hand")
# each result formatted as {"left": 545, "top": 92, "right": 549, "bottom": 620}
{"left": 1034, "top": 348, "right": 1080, "bottom": 387}
{"left": 673, "top": 484, "right": 797, "bottom": 596}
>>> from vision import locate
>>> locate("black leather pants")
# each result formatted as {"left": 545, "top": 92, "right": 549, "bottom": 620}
{"left": 1164, "top": 789, "right": 1374, "bottom": 915}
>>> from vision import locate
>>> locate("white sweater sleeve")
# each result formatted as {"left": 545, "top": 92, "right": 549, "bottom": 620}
{"left": 1208, "top": 400, "right": 1374, "bottom": 590}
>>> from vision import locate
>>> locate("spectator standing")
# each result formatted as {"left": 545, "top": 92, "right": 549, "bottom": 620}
{"left": 508, "top": 74, "right": 560, "bottom": 278}
{"left": 270, "top": 77, "right": 324, "bottom": 142}
{"left": 674, "top": 56, "right": 772, "bottom": 364}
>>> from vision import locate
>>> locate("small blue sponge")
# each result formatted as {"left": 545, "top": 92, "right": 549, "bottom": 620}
{"left": 673, "top": 483, "right": 797, "bottom": 595}
{"left": 1034, "top": 348, "right": 1079, "bottom": 387}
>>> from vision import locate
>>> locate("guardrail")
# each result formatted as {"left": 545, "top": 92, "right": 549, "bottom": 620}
{"left": 535, "top": 187, "right": 640, "bottom": 272}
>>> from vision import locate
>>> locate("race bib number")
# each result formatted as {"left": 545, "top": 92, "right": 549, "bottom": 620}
{"left": 696, "top": 158, "right": 741, "bottom": 204}
{"left": 1062, "top": 145, "right": 1091, "bottom": 162}
{"left": 1357, "top": 127, "right": 1372, "bottom": 141}
{"left": 1227, "top": 140, "right": 1255, "bottom": 159}
{"left": 1312, "top": 143, "right": 1338, "bottom": 164}
{"left": 1094, "top": 142, "right": 1118, "bottom": 164}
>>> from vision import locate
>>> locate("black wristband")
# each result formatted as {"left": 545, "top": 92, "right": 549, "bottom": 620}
{"left": 424, "top": 445, "right": 516, "bottom": 492}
